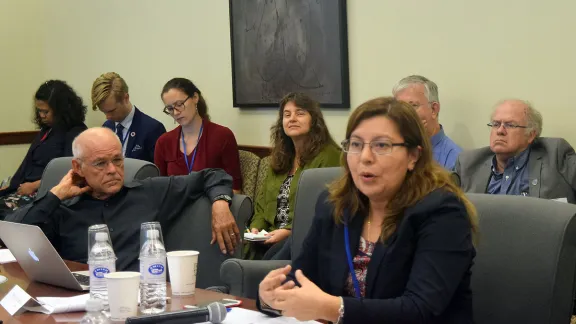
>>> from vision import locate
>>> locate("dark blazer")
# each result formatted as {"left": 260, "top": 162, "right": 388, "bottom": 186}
{"left": 102, "top": 107, "right": 166, "bottom": 163}
{"left": 261, "top": 189, "right": 475, "bottom": 324}
{"left": 455, "top": 137, "right": 576, "bottom": 203}
{"left": 0, "top": 124, "right": 87, "bottom": 196}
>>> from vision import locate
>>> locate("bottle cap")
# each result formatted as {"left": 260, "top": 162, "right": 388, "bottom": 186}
{"left": 85, "top": 298, "right": 103, "bottom": 312}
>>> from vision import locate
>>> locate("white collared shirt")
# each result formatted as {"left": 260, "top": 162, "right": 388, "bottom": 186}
{"left": 115, "top": 105, "right": 135, "bottom": 156}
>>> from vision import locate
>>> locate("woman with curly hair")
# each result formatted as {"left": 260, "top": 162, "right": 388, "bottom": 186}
{"left": 245, "top": 92, "right": 341, "bottom": 260}
{"left": 0, "top": 80, "right": 87, "bottom": 217}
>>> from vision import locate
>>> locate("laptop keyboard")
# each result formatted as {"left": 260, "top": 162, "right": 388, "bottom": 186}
{"left": 73, "top": 273, "right": 90, "bottom": 286}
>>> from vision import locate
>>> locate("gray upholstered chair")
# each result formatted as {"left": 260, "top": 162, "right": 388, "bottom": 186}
{"left": 36, "top": 157, "right": 159, "bottom": 198}
{"left": 220, "top": 167, "right": 342, "bottom": 299}
{"left": 467, "top": 193, "right": 576, "bottom": 324}
{"left": 164, "top": 194, "right": 253, "bottom": 289}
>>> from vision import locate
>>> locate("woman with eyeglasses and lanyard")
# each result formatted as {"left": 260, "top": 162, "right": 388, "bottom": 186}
{"left": 258, "top": 97, "right": 478, "bottom": 323}
{"left": 0, "top": 80, "right": 87, "bottom": 219}
{"left": 154, "top": 78, "right": 242, "bottom": 193}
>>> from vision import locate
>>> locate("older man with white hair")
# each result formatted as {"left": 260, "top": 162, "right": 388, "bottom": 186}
{"left": 19, "top": 127, "right": 240, "bottom": 271}
{"left": 393, "top": 75, "right": 462, "bottom": 170}
{"left": 455, "top": 99, "right": 576, "bottom": 203}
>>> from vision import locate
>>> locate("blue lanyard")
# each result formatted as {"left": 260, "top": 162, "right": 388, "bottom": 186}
{"left": 181, "top": 122, "right": 203, "bottom": 174}
{"left": 344, "top": 224, "right": 362, "bottom": 298}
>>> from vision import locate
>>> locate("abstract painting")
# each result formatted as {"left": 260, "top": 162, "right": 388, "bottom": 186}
{"left": 229, "top": 0, "right": 349, "bottom": 108}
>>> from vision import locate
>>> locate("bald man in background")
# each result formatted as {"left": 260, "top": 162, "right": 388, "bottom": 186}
{"left": 456, "top": 99, "right": 576, "bottom": 203}
{"left": 19, "top": 128, "right": 240, "bottom": 271}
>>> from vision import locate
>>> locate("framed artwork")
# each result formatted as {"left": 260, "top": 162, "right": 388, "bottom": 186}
{"left": 229, "top": 0, "right": 350, "bottom": 108}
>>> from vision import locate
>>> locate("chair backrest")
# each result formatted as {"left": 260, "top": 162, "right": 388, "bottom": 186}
{"left": 468, "top": 193, "right": 576, "bottom": 324}
{"left": 163, "top": 194, "right": 253, "bottom": 288}
{"left": 238, "top": 150, "right": 261, "bottom": 200}
{"left": 36, "top": 157, "right": 159, "bottom": 198}
{"left": 254, "top": 156, "right": 271, "bottom": 199}
{"left": 291, "top": 167, "right": 342, "bottom": 259}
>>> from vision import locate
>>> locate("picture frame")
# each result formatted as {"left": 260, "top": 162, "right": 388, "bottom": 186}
{"left": 229, "top": 0, "right": 350, "bottom": 108}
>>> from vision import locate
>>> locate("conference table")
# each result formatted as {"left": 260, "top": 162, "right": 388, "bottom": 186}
{"left": 0, "top": 260, "right": 257, "bottom": 324}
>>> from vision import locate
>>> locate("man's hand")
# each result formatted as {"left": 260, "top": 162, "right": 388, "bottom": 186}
{"left": 210, "top": 200, "right": 240, "bottom": 255}
{"left": 17, "top": 181, "right": 40, "bottom": 196}
{"left": 50, "top": 170, "right": 91, "bottom": 201}
{"left": 264, "top": 229, "right": 291, "bottom": 245}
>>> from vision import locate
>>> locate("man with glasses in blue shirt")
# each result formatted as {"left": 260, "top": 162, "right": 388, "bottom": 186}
{"left": 393, "top": 75, "right": 462, "bottom": 170}
{"left": 456, "top": 99, "right": 576, "bottom": 203}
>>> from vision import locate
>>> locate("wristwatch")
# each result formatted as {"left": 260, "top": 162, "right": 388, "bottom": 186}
{"left": 213, "top": 194, "right": 232, "bottom": 205}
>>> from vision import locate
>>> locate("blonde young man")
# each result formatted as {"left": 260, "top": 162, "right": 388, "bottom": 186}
{"left": 92, "top": 72, "right": 166, "bottom": 163}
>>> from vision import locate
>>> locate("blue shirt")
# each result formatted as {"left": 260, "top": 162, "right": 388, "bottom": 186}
{"left": 431, "top": 125, "right": 462, "bottom": 170}
{"left": 487, "top": 148, "right": 531, "bottom": 196}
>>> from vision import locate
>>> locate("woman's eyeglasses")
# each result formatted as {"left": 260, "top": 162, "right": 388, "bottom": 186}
{"left": 163, "top": 96, "right": 190, "bottom": 115}
{"left": 341, "top": 139, "right": 409, "bottom": 155}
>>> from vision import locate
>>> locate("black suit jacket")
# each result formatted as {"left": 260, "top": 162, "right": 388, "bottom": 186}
{"left": 0, "top": 124, "right": 87, "bottom": 196}
{"left": 266, "top": 189, "right": 475, "bottom": 324}
{"left": 102, "top": 107, "right": 166, "bottom": 163}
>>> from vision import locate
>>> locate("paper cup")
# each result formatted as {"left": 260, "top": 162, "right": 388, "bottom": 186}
{"left": 105, "top": 271, "right": 140, "bottom": 321}
{"left": 167, "top": 251, "right": 199, "bottom": 296}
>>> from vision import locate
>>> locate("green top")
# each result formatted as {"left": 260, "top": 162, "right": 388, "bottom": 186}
{"left": 249, "top": 144, "right": 341, "bottom": 231}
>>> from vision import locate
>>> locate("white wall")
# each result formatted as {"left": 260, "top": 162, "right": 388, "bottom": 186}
{"left": 0, "top": 0, "right": 45, "bottom": 180}
{"left": 3, "top": 0, "right": 576, "bottom": 178}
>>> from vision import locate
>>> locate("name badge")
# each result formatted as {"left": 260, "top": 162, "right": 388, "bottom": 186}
{"left": 0, "top": 284, "right": 41, "bottom": 316}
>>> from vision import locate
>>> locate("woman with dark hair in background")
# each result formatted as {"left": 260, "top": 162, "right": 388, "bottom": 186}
{"left": 245, "top": 92, "right": 341, "bottom": 260}
{"left": 154, "top": 78, "right": 242, "bottom": 193}
{"left": 0, "top": 80, "right": 87, "bottom": 217}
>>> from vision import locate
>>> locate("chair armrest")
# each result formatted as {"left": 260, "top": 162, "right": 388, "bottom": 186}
{"left": 231, "top": 194, "right": 252, "bottom": 228}
{"left": 220, "top": 259, "right": 290, "bottom": 299}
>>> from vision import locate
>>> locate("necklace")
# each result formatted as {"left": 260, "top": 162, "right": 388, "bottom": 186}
{"left": 367, "top": 215, "right": 372, "bottom": 242}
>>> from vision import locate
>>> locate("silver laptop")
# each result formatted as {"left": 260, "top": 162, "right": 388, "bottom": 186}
{"left": 0, "top": 221, "right": 89, "bottom": 291}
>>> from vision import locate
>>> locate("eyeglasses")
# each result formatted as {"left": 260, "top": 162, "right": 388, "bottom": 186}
{"left": 341, "top": 139, "right": 409, "bottom": 155}
{"left": 163, "top": 96, "right": 190, "bottom": 115}
{"left": 487, "top": 121, "right": 528, "bottom": 130}
{"left": 79, "top": 157, "right": 124, "bottom": 170}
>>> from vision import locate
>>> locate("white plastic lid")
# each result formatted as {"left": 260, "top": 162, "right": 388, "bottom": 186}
{"left": 85, "top": 298, "right": 103, "bottom": 312}
{"left": 95, "top": 232, "right": 108, "bottom": 241}
{"left": 146, "top": 229, "right": 159, "bottom": 239}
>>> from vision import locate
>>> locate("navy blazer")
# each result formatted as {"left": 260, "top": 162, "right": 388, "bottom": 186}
{"left": 102, "top": 107, "right": 166, "bottom": 163}
{"left": 0, "top": 124, "right": 87, "bottom": 196}
{"left": 263, "top": 189, "right": 475, "bottom": 324}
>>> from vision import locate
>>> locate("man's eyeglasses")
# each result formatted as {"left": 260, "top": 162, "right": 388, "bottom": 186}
{"left": 163, "top": 96, "right": 190, "bottom": 115}
{"left": 487, "top": 121, "right": 528, "bottom": 130}
{"left": 79, "top": 157, "right": 124, "bottom": 170}
{"left": 341, "top": 139, "right": 409, "bottom": 155}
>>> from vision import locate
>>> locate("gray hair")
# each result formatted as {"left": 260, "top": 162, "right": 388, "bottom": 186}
{"left": 392, "top": 75, "right": 440, "bottom": 103}
{"left": 492, "top": 99, "right": 543, "bottom": 138}
{"left": 72, "top": 136, "right": 84, "bottom": 159}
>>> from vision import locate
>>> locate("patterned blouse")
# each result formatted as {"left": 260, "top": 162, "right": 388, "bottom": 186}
{"left": 274, "top": 175, "right": 294, "bottom": 229}
{"left": 345, "top": 236, "right": 376, "bottom": 297}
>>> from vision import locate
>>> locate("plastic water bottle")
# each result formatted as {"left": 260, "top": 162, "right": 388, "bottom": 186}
{"left": 88, "top": 232, "right": 116, "bottom": 309}
{"left": 139, "top": 229, "right": 167, "bottom": 314}
{"left": 80, "top": 299, "right": 111, "bottom": 324}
